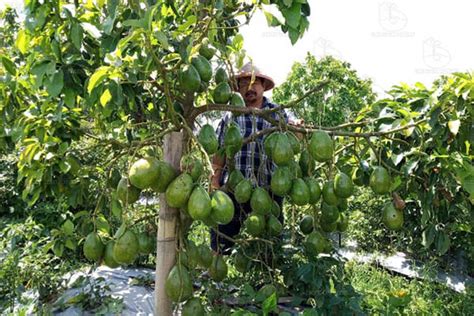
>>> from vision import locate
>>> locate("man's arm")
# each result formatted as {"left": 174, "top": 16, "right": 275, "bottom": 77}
{"left": 286, "top": 110, "right": 305, "bottom": 140}
{"left": 211, "top": 153, "right": 225, "bottom": 189}
{"left": 211, "top": 117, "right": 227, "bottom": 190}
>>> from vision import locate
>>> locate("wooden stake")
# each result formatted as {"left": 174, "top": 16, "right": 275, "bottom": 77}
{"left": 155, "top": 132, "right": 183, "bottom": 316}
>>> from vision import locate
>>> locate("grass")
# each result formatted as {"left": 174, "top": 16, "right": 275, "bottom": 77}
{"left": 345, "top": 261, "right": 474, "bottom": 315}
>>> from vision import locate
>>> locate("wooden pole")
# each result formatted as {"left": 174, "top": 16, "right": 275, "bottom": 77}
{"left": 155, "top": 132, "right": 183, "bottom": 316}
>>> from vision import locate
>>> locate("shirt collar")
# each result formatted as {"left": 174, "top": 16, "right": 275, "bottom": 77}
{"left": 262, "top": 96, "right": 270, "bottom": 109}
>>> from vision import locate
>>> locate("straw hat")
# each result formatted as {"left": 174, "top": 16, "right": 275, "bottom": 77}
{"left": 234, "top": 62, "right": 275, "bottom": 91}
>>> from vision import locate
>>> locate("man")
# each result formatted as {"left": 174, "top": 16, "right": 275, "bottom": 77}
{"left": 210, "top": 62, "right": 292, "bottom": 254}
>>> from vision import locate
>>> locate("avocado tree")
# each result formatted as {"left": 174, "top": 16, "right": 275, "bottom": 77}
{"left": 1, "top": 1, "right": 472, "bottom": 315}
{"left": 275, "top": 53, "right": 474, "bottom": 269}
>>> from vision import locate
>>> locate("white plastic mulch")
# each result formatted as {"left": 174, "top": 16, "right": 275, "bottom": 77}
{"left": 51, "top": 241, "right": 473, "bottom": 314}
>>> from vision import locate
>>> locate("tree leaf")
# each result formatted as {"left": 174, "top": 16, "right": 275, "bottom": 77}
{"left": 87, "top": 66, "right": 110, "bottom": 94}
{"left": 154, "top": 30, "right": 169, "bottom": 49}
{"left": 111, "top": 197, "right": 122, "bottom": 219}
{"left": 123, "top": 18, "right": 147, "bottom": 29}
{"left": 62, "top": 219, "right": 74, "bottom": 236}
{"left": 263, "top": 11, "right": 281, "bottom": 27}
{"left": 96, "top": 214, "right": 110, "bottom": 234}
{"left": 389, "top": 176, "right": 402, "bottom": 191}
{"left": 422, "top": 225, "right": 435, "bottom": 248}
{"left": 1, "top": 56, "right": 16, "bottom": 76}
{"left": 46, "top": 70, "right": 64, "bottom": 97}
{"left": 15, "top": 29, "right": 29, "bottom": 54}
{"left": 281, "top": 3, "right": 301, "bottom": 29}
{"left": 288, "top": 27, "right": 299, "bottom": 45}
{"left": 103, "top": 0, "right": 119, "bottom": 34}
{"left": 435, "top": 231, "right": 450, "bottom": 255}
{"left": 70, "top": 22, "right": 83, "bottom": 50}
{"left": 401, "top": 159, "right": 418, "bottom": 176}
{"left": 114, "top": 222, "right": 127, "bottom": 239}
{"left": 64, "top": 88, "right": 76, "bottom": 107}
{"left": 177, "top": 15, "right": 197, "bottom": 32}
{"left": 262, "top": 292, "right": 277, "bottom": 315}
{"left": 59, "top": 159, "right": 71, "bottom": 173}
{"left": 65, "top": 238, "right": 77, "bottom": 250}
{"left": 53, "top": 241, "right": 64, "bottom": 257}
{"left": 232, "top": 33, "right": 244, "bottom": 50}
{"left": 100, "top": 88, "right": 112, "bottom": 106}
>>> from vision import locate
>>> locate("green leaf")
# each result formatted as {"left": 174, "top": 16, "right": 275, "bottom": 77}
{"left": 31, "top": 60, "right": 55, "bottom": 88}
{"left": 59, "top": 159, "right": 71, "bottom": 173}
{"left": 96, "top": 214, "right": 110, "bottom": 234}
{"left": 288, "top": 27, "right": 299, "bottom": 45}
{"left": 154, "top": 30, "right": 169, "bottom": 49}
{"left": 298, "top": 16, "right": 309, "bottom": 33}
{"left": 177, "top": 15, "right": 197, "bottom": 32}
{"left": 64, "top": 88, "right": 76, "bottom": 107}
{"left": 283, "top": 0, "right": 293, "bottom": 7}
{"left": 232, "top": 33, "right": 244, "bottom": 50}
{"left": 103, "top": 0, "right": 119, "bottom": 34}
{"left": 281, "top": 3, "right": 301, "bottom": 29}
{"left": 46, "top": 70, "right": 64, "bottom": 97}
{"left": 389, "top": 176, "right": 402, "bottom": 191}
{"left": 109, "top": 80, "right": 124, "bottom": 106}
{"left": 87, "top": 67, "right": 110, "bottom": 94}
{"left": 100, "top": 88, "right": 112, "bottom": 106}
{"left": 262, "top": 292, "right": 277, "bottom": 315}
{"left": 62, "top": 219, "right": 74, "bottom": 236}
{"left": 15, "top": 29, "right": 29, "bottom": 54}
{"left": 111, "top": 197, "right": 122, "bottom": 219}
{"left": 263, "top": 11, "right": 281, "bottom": 27}
{"left": 53, "top": 241, "right": 64, "bottom": 257}
{"left": 435, "top": 231, "right": 450, "bottom": 255}
{"left": 74, "top": 210, "right": 90, "bottom": 219}
{"left": 65, "top": 238, "right": 76, "bottom": 250}
{"left": 401, "top": 159, "right": 418, "bottom": 176}
{"left": 70, "top": 22, "right": 83, "bottom": 50}
{"left": 103, "top": 15, "right": 116, "bottom": 35}
{"left": 460, "top": 175, "right": 474, "bottom": 203}
{"left": 114, "top": 222, "right": 127, "bottom": 239}
{"left": 123, "top": 18, "right": 147, "bottom": 29}
{"left": 1, "top": 56, "right": 16, "bottom": 75}
{"left": 58, "top": 142, "right": 69, "bottom": 155}
{"left": 422, "top": 225, "right": 435, "bottom": 248}
{"left": 420, "top": 205, "right": 431, "bottom": 226}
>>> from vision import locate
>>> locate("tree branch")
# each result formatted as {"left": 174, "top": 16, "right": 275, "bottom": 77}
{"left": 238, "top": 118, "right": 428, "bottom": 143}
{"left": 269, "top": 80, "right": 330, "bottom": 112}
{"left": 189, "top": 80, "right": 330, "bottom": 121}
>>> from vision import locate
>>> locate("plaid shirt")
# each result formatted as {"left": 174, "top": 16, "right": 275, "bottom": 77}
{"left": 216, "top": 97, "right": 289, "bottom": 187}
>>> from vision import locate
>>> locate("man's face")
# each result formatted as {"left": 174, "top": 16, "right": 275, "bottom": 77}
{"left": 238, "top": 77, "right": 265, "bottom": 106}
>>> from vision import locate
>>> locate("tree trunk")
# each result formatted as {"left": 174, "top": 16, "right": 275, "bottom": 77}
{"left": 155, "top": 132, "right": 183, "bottom": 316}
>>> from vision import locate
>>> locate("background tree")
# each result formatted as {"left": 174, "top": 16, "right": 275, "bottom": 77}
{"left": 273, "top": 54, "right": 376, "bottom": 127}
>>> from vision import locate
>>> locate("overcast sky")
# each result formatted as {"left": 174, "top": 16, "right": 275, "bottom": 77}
{"left": 2, "top": 0, "right": 473, "bottom": 96}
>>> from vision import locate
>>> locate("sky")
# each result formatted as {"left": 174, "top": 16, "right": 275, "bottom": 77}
{"left": 240, "top": 0, "right": 474, "bottom": 96}
{"left": 2, "top": 0, "right": 474, "bottom": 96}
